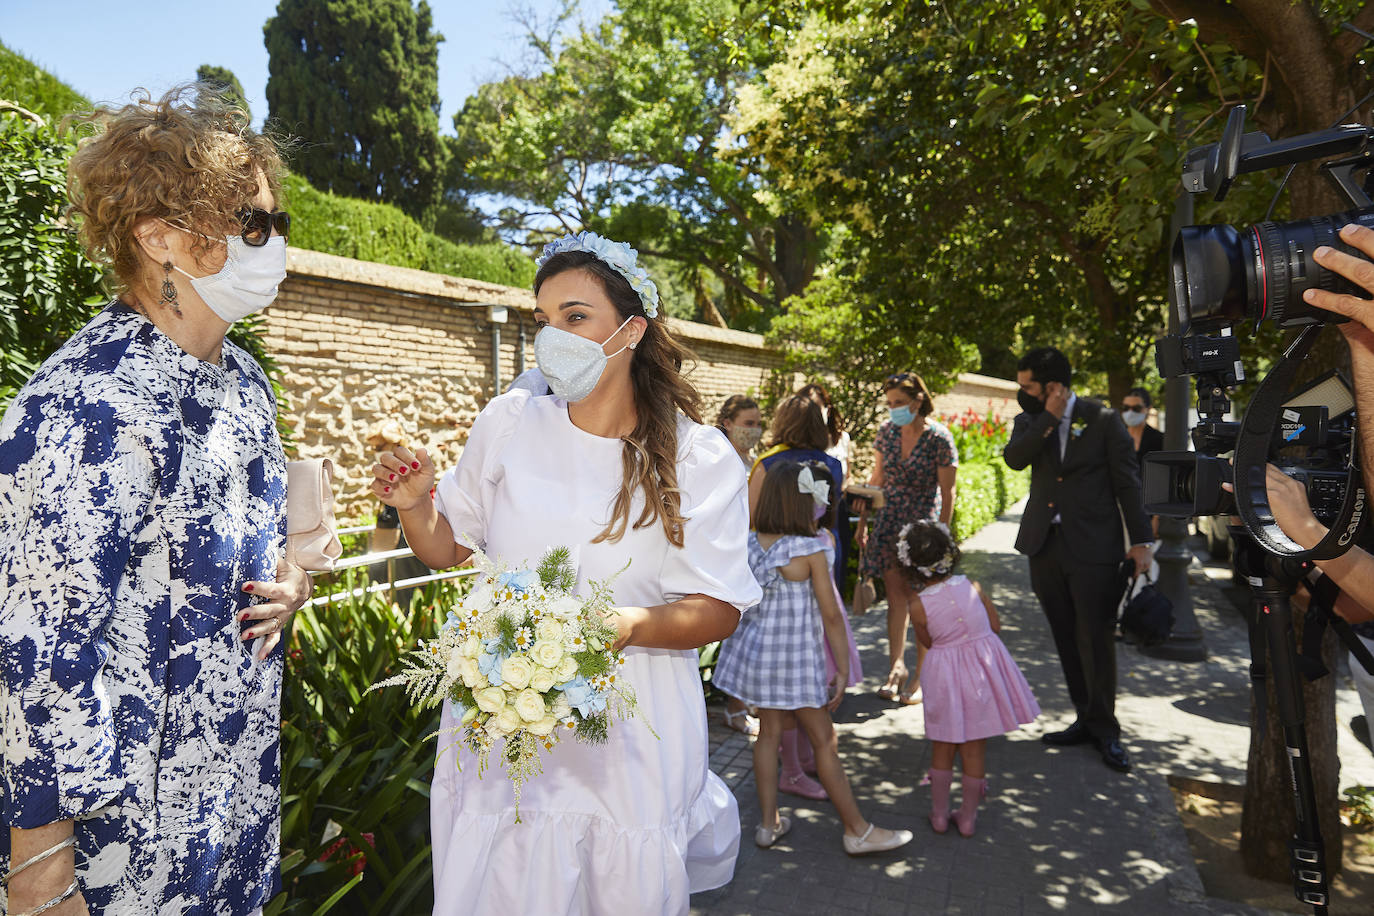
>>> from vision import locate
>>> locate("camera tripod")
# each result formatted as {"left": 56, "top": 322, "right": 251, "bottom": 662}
{"left": 1232, "top": 533, "right": 1374, "bottom": 915}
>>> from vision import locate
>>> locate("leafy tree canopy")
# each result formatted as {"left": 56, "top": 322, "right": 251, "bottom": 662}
{"left": 454, "top": 0, "right": 822, "bottom": 331}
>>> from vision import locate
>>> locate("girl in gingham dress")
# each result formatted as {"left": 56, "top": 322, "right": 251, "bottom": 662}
{"left": 712, "top": 462, "right": 913, "bottom": 856}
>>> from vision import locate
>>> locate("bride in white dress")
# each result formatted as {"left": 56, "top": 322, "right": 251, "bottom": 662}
{"left": 371, "top": 232, "right": 761, "bottom": 915}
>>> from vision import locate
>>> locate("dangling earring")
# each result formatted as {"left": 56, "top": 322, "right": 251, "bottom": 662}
{"left": 159, "top": 262, "right": 183, "bottom": 318}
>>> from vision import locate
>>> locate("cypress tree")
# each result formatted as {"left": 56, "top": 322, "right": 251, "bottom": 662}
{"left": 264, "top": 0, "right": 448, "bottom": 224}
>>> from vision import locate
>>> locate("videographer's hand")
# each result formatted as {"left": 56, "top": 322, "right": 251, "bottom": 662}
{"left": 1309, "top": 224, "right": 1374, "bottom": 347}
{"left": 1264, "top": 464, "right": 1326, "bottom": 551}
{"left": 1045, "top": 381, "right": 1069, "bottom": 419}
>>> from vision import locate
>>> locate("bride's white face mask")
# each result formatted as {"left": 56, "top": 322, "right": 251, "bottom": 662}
{"left": 534, "top": 315, "right": 634, "bottom": 402}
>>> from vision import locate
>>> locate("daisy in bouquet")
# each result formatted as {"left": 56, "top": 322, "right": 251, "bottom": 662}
{"left": 372, "top": 545, "right": 644, "bottom": 818}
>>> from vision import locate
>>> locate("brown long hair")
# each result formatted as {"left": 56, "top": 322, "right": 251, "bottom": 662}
{"left": 766, "top": 394, "right": 829, "bottom": 451}
{"left": 798, "top": 382, "right": 844, "bottom": 447}
{"left": 753, "top": 462, "right": 821, "bottom": 537}
{"left": 534, "top": 250, "right": 701, "bottom": 547}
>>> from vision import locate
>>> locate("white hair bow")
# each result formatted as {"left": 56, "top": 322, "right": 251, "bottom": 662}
{"left": 797, "top": 466, "right": 830, "bottom": 508}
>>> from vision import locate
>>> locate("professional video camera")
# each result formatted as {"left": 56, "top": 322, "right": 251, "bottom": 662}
{"left": 1143, "top": 105, "right": 1368, "bottom": 562}
{"left": 1142, "top": 104, "right": 1372, "bottom": 915}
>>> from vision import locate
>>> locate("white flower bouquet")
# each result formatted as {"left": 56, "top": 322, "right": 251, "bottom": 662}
{"left": 371, "top": 546, "right": 642, "bottom": 818}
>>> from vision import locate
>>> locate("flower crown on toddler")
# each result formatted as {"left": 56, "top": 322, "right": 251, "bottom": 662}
{"left": 897, "top": 520, "right": 955, "bottom": 577}
{"left": 537, "top": 231, "right": 660, "bottom": 318}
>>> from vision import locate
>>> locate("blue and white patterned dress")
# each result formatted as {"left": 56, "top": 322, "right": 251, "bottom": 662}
{"left": 0, "top": 302, "right": 287, "bottom": 915}
{"left": 711, "top": 533, "right": 833, "bottom": 710}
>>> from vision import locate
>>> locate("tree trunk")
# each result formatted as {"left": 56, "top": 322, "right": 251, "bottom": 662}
{"left": 773, "top": 214, "right": 818, "bottom": 302}
{"left": 1240, "top": 593, "right": 1343, "bottom": 877}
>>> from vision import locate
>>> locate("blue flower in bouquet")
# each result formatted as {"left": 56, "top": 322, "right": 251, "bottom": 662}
{"left": 478, "top": 637, "right": 509, "bottom": 686}
{"left": 497, "top": 569, "right": 539, "bottom": 594}
{"left": 558, "top": 675, "right": 608, "bottom": 718}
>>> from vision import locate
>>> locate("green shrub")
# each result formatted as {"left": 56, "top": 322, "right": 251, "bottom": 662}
{"left": 0, "top": 41, "right": 90, "bottom": 118}
{"left": 282, "top": 174, "right": 533, "bottom": 288}
{"left": 0, "top": 111, "right": 105, "bottom": 407}
{"left": 270, "top": 571, "right": 469, "bottom": 914}
{"left": 952, "top": 460, "right": 1030, "bottom": 543}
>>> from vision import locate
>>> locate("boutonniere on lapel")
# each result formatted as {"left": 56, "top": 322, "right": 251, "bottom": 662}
{"left": 1069, "top": 413, "right": 1090, "bottom": 439}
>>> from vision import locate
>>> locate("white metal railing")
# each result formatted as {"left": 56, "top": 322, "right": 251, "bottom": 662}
{"left": 310, "top": 526, "right": 478, "bottom": 607}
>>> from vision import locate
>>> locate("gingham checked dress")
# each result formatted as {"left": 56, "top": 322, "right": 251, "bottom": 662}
{"left": 712, "top": 533, "right": 833, "bottom": 710}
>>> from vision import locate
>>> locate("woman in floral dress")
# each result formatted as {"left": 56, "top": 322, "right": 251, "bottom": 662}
{"left": 855, "top": 372, "right": 957, "bottom": 703}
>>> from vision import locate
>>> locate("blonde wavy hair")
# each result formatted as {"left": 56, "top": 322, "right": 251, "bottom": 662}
{"left": 64, "top": 84, "right": 285, "bottom": 291}
{"left": 534, "top": 250, "right": 703, "bottom": 548}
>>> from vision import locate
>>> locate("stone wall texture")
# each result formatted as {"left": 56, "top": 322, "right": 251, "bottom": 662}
{"left": 265, "top": 249, "right": 1017, "bottom": 520}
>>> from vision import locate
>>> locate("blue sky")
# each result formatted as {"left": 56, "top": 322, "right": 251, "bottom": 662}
{"left": 0, "top": 0, "right": 615, "bottom": 132}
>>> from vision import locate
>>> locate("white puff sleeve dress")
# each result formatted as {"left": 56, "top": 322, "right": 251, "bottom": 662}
{"left": 429, "top": 390, "right": 761, "bottom": 915}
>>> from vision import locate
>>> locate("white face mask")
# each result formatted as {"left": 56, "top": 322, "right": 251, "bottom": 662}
{"left": 533, "top": 316, "right": 633, "bottom": 402}
{"left": 164, "top": 224, "right": 288, "bottom": 323}
{"left": 1121, "top": 408, "right": 1148, "bottom": 428}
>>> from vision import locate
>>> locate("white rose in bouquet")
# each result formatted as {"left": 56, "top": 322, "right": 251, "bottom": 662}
{"left": 501, "top": 655, "right": 535, "bottom": 690}
{"left": 475, "top": 686, "right": 507, "bottom": 714}
{"left": 531, "top": 639, "right": 564, "bottom": 669}
{"left": 548, "top": 595, "right": 582, "bottom": 619}
{"left": 463, "top": 634, "right": 482, "bottom": 658}
{"left": 528, "top": 713, "right": 560, "bottom": 736}
{"left": 514, "top": 688, "right": 547, "bottom": 723}
{"left": 535, "top": 617, "right": 564, "bottom": 644}
{"left": 446, "top": 652, "right": 465, "bottom": 682}
{"left": 495, "top": 706, "right": 523, "bottom": 734}
{"left": 457, "top": 656, "right": 483, "bottom": 688}
{"left": 464, "top": 580, "right": 496, "bottom": 613}
{"left": 530, "top": 669, "right": 557, "bottom": 693}
{"left": 556, "top": 656, "right": 579, "bottom": 681}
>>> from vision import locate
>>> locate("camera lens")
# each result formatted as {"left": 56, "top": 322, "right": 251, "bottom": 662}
{"left": 1171, "top": 206, "right": 1374, "bottom": 331}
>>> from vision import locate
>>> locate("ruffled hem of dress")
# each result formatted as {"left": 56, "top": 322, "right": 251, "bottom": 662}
{"left": 432, "top": 772, "right": 739, "bottom": 914}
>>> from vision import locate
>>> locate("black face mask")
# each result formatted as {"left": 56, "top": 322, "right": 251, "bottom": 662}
{"left": 1017, "top": 388, "right": 1046, "bottom": 415}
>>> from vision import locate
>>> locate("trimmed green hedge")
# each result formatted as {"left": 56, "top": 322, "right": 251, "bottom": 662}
{"left": 0, "top": 41, "right": 89, "bottom": 118}
{"left": 951, "top": 460, "right": 1031, "bottom": 543}
{"left": 281, "top": 174, "right": 534, "bottom": 288}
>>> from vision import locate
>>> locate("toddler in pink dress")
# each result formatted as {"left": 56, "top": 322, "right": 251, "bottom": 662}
{"left": 899, "top": 520, "right": 1039, "bottom": 837}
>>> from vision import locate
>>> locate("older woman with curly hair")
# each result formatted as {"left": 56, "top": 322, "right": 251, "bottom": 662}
{"left": 0, "top": 87, "right": 311, "bottom": 916}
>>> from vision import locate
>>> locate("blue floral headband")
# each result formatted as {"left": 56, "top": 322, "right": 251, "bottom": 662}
{"left": 537, "top": 231, "right": 660, "bottom": 318}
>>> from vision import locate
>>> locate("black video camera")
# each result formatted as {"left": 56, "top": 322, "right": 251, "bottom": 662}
{"left": 1143, "top": 106, "right": 1368, "bottom": 562}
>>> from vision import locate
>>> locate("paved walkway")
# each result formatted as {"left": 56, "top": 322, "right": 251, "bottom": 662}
{"left": 689, "top": 502, "right": 1374, "bottom": 916}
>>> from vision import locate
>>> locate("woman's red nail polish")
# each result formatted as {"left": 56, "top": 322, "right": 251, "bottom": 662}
{"left": 384, "top": 486, "right": 391, "bottom": 493}
{"left": 389, "top": 473, "right": 396, "bottom": 481}
{"left": 411, "top": 462, "right": 421, "bottom": 470}
{"left": 244, "top": 583, "right": 254, "bottom": 592}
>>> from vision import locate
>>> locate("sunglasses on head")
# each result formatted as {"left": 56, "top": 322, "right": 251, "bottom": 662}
{"left": 237, "top": 207, "right": 291, "bottom": 246}
{"left": 886, "top": 373, "right": 913, "bottom": 385}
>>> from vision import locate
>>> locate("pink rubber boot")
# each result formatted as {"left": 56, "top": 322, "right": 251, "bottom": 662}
{"left": 954, "top": 776, "right": 986, "bottom": 837}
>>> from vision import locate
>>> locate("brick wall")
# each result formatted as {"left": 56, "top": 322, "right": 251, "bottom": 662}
{"left": 265, "top": 249, "right": 1015, "bottom": 519}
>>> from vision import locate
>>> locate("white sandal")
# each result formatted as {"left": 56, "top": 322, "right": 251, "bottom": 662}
{"left": 724, "top": 708, "right": 759, "bottom": 736}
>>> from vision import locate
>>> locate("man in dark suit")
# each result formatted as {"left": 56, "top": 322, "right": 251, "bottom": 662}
{"left": 1004, "top": 347, "right": 1153, "bottom": 772}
